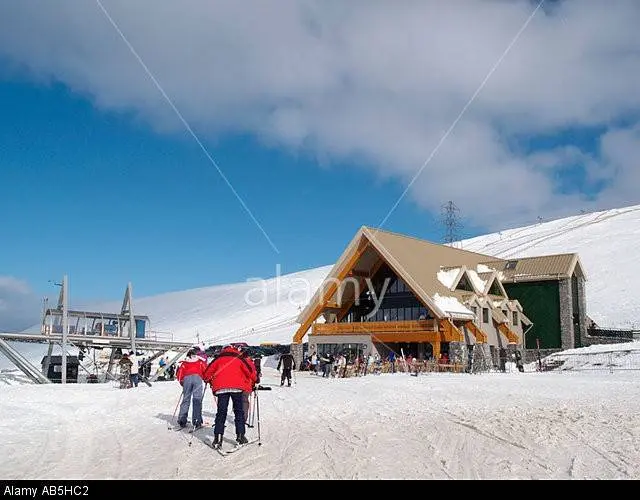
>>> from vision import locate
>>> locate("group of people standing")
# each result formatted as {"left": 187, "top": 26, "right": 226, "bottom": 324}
{"left": 119, "top": 351, "right": 178, "bottom": 388}
{"left": 306, "top": 351, "right": 383, "bottom": 378}
{"left": 176, "top": 345, "right": 259, "bottom": 449}
{"left": 118, "top": 351, "right": 141, "bottom": 388}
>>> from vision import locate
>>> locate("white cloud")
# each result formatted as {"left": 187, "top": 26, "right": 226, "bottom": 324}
{"left": 599, "top": 125, "right": 640, "bottom": 206}
{"left": 1, "top": 0, "right": 639, "bottom": 228}
{"left": 0, "top": 277, "right": 41, "bottom": 331}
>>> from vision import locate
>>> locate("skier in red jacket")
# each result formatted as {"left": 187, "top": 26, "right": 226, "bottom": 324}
{"left": 175, "top": 348, "right": 208, "bottom": 429}
{"left": 204, "top": 345, "right": 257, "bottom": 448}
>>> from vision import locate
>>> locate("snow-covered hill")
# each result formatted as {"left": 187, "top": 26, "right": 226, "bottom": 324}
{"left": 127, "top": 265, "right": 332, "bottom": 345}
{"left": 458, "top": 205, "right": 640, "bottom": 330}
{"left": 119, "top": 204, "right": 640, "bottom": 344}
{"left": 4, "top": 204, "right": 639, "bottom": 371}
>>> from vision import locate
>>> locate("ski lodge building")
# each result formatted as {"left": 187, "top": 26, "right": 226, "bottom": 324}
{"left": 291, "top": 226, "right": 589, "bottom": 370}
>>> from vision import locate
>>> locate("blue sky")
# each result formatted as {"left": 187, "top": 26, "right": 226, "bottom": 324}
{"left": 1, "top": 0, "right": 640, "bottom": 331}
{"left": 0, "top": 79, "right": 445, "bottom": 302}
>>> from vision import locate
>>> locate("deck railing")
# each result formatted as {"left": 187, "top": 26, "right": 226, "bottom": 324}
{"left": 312, "top": 319, "right": 438, "bottom": 335}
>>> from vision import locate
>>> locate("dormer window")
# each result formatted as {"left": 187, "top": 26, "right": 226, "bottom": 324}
{"left": 455, "top": 274, "right": 475, "bottom": 292}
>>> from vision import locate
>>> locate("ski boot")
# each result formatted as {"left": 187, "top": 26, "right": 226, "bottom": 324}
{"left": 212, "top": 434, "right": 223, "bottom": 449}
{"left": 236, "top": 434, "right": 249, "bottom": 445}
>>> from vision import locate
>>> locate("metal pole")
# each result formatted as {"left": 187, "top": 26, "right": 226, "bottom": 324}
{"left": 43, "top": 342, "right": 54, "bottom": 379}
{"left": 62, "top": 275, "right": 68, "bottom": 384}
{"left": 255, "top": 389, "right": 261, "bottom": 446}
{"left": 168, "top": 391, "right": 184, "bottom": 430}
{"left": 128, "top": 283, "right": 136, "bottom": 355}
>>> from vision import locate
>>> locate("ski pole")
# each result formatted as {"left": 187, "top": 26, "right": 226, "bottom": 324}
{"left": 255, "top": 388, "right": 261, "bottom": 446}
{"left": 247, "top": 390, "right": 256, "bottom": 428}
{"left": 168, "top": 391, "right": 184, "bottom": 430}
{"left": 250, "top": 390, "right": 257, "bottom": 426}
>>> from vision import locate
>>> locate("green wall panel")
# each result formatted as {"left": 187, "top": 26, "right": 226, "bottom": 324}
{"left": 504, "top": 281, "right": 561, "bottom": 349}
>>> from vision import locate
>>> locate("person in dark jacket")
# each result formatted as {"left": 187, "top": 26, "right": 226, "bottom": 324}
{"left": 204, "top": 345, "right": 257, "bottom": 448}
{"left": 277, "top": 351, "right": 296, "bottom": 387}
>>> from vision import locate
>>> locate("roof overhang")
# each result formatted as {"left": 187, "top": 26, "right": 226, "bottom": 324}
{"left": 296, "top": 226, "right": 450, "bottom": 330}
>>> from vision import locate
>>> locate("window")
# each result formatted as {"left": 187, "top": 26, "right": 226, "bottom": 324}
{"left": 505, "top": 260, "right": 518, "bottom": 270}
{"left": 488, "top": 281, "right": 504, "bottom": 296}
{"left": 455, "top": 275, "right": 474, "bottom": 292}
{"left": 471, "top": 306, "right": 477, "bottom": 317}
{"left": 512, "top": 311, "right": 518, "bottom": 326}
{"left": 482, "top": 308, "right": 489, "bottom": 323}
{"left": 418, "top": 307, "right": 428, "bottom": 320}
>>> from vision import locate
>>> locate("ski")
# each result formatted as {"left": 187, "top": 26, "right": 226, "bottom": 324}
{"left": 172, "top": 420, "right": 209, "bottom": 432}
{"left": 212, "top": 445, "right": 227, "bottom": 457}
{"left": 224, "top": 439, "right": 259, "bottom": 454}
{"left": 208, "top": 438, "right": 259, "bottom": 456}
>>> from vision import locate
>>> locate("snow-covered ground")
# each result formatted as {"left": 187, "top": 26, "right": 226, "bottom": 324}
{"left": 1, "top": 344, "right": 639, "bottom": 480}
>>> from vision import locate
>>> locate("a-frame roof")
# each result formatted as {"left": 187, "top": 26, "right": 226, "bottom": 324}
{"left": 296, "top": 226, "right": 505, "bottom": 326}
{"left": 482, "top": 272, "right": 508, "bottom": 297}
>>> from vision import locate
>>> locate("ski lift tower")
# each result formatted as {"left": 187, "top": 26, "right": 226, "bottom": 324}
{"left": 49, "top": 275, "right": 70, "bottom": 384}
{"left": 121, "top": 282, "right": 137, "bottom": 355}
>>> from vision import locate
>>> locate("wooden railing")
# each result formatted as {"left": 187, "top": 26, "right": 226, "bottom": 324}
{"left": 313, "top": 319, "right": 438, "bottom": 335}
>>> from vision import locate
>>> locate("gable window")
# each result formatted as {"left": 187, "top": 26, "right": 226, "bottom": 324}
{"left": 488, "top": 280, "right": 504, "bottom": 296}
{"left": 512, "top": 311, "right": 518, "bottom": 326}
{"left": 482, "top": 308, "right": 489, "bottom": 324}
{"left": 455, "top": 274, "right": 475, "bottom": 292}
{"left": 471, "top": 306, "right": 477, "bottom": 318}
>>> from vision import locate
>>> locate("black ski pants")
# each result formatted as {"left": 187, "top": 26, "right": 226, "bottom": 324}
{"left": 281, "top": 368, "right": 292, "bottom": 386}
{"left": 214, "top": 392, "right": 245, "bottom": 437}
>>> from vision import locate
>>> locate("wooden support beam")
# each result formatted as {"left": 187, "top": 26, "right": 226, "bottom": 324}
{"left": 348, "top": 270, "right": 371, "bottom": 278}
{"left": 292, "top": 239, "right": 370, "bottom": 344}
{"left": 464, "top": 321, "right": 488, "bottom": 343}
{"left": 439, "top": 318, "right": 464, "bottom": 342}
{"left": 432, "top": 341, "right": 441, "bottom": 360}
{"left": 497, "top": 322, "right": 520, "bottom": 344}
{"left": 336, "top": 257, "right": 385, "bottom": 322}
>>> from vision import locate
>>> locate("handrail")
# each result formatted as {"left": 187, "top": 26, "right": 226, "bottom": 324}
{"left": 313, "top": 319, "right": 437, "bottom": 335}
